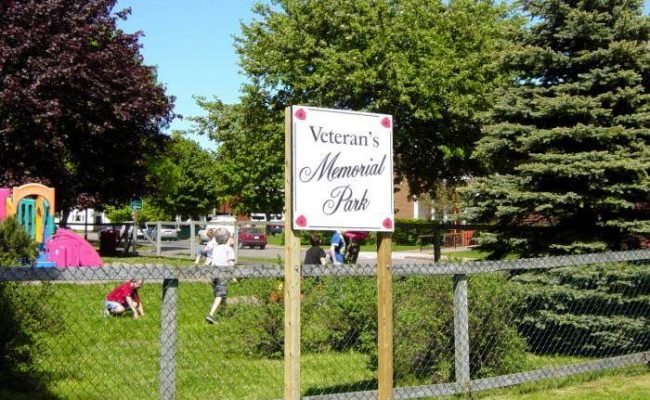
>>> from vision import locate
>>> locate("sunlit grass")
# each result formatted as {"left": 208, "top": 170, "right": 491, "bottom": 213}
{"left": 10, "top": 258, "right": 647, "bottom": 400}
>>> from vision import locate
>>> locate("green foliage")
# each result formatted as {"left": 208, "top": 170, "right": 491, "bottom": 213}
{"left": 0, "top": 219, "right": 56, "bottom": 392}
{"left": 512, "top": 262, "right": 650, "bottom": 356}
{"left": 191, "top": 87, "right": 285, "bottom": 216}
{"left": 244, "top": 274, "right": 526, "bottom": 384}
{"left": 193, "top": 0, "right": 518, "bottom": 209}
{"left": 0, "top": 0, "right": 174, "bottom": 210}
{"left": 393, "top": 219, "right": 433, "bottom": 245}
{"left": 318, "top": 277, "right": 378, "bottom": 353}
{"left": 463, "top": 0, "right": 650, "bottom": 256}
{"left": 0, "top": 282, "right": 57, "bottom": 392}
{"left": 146, "top": 132, "right": 220, "bottom": 219}
{"left": 240, "top": 279, "right": 286, "bottom": 358}
{"left": 103, "top": 197, "right": 172, "bottom": 223}
{"left": 384, "top": 275, "right": 526, "bottom": 383}
{"left": 0, "top": 217, "right": 37, "bottom": 266}
{"left": 103, "top": 205, "right": 132, "bottom": 224}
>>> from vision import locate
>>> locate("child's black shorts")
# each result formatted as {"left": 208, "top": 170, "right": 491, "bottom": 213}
{"left": 211, "top": 278, "right": 227, "bottom": 298}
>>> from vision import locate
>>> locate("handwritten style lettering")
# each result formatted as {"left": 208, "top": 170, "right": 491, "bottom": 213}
{"left": 323, "top": 185, "right": 370, "bottom": 215}
{"left": 299, "top": 152, "right": 386, "bottom": 183}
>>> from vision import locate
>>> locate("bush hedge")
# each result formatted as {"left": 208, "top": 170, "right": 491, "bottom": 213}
{"left": 0, "top": 217, "right": 37, "bottom": 266}
{"left": 512, "top": 262, "right": 650, "bottom": 356}
{"left": 244, "top": 273, "right": 526, "bottom": 384}
{"left": 0, "top": 217, "right": 56, "bottom": 392}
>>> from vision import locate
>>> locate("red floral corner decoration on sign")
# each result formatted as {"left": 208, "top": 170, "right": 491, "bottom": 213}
{"left": 294, "top": 108, "right": 307, "bottom": 120}
{"left": 380, "top": 117, "right": 391, "bottom": 128}
{"left": 295, "top": 215, "right": 307, "bottom": 227}
{"left": 382, "top": 218, "right": 393, "bottom": 229}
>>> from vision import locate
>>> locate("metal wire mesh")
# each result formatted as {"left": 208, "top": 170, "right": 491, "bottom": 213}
{"left": 0, "top": 250, "right": 648, "bottom": 399}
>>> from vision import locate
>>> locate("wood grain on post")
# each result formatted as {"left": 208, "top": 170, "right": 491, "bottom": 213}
{"left": 284, "top": 107, "right": 302, "bottom": 400}
{"left": 377, "top": 232, "right": 394, "bottom": 400}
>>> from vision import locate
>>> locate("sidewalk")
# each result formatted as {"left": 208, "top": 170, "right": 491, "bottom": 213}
{"left": 358, "top": 250, "right": 436, "bottom": 261}
{"left": 358, "top": 246, "right": 478, "bottom": 262}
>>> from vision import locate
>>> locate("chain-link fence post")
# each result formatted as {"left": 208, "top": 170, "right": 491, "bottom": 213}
{"left": 160, "top": 278, "right": 178, "bottom": 400}
{"left": 156, "top": 222, "right": 162, "bottom": 257}
{"left": 453, "top": 274, "right": 470, "bottom": 392}
{"left": 433, "top": 223, "right": 442, "bottom": 262}
{"left": 190, "top": 221, "right": 196, "bottom": 259}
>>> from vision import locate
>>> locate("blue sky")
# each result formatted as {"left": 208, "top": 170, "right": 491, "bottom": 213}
{"left": 116, "top": 0, "right": 262, "bottom": 148}
{"left": 117, "top": 1, "right": 650, "bottom": 149}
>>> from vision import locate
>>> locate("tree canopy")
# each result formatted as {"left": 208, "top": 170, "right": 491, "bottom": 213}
{"left": 192, "top": 85, "right": 285, "bottom": 216}
{"left": 0, "top": 0, "right": 174, "bottom": 212}
{"left": 146, "top": 132, "right": 220, "bottom": 220}
{"left": 194, "top": 0, "right": 516, "bottom": 212}
{"left": 463, "top": 0, "right": 650, "bottom": 256}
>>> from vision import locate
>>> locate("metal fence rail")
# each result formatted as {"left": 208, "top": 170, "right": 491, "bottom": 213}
{"left": 0, "top": 250, "right": 648, "bottom": 399}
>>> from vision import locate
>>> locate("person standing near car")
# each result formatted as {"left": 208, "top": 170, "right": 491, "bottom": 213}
{"left": 205, "top": 227, "right": 235, "bottom": 324}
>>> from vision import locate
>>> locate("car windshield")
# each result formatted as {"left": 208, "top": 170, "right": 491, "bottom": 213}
{"left": 241, "top": 228, "right": 263, "bottom": 234}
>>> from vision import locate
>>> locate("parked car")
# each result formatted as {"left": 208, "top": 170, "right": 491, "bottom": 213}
{"left": 118, "top": 224, "right": 145, "bottom": 239}
{"left": 198, "top": 216, "right": 236, "bottom": 243}
{"left": 145, "top": 224, "right": 179, "bottom": 240}
{"left": 238, "top": 227, "right": 267, "bottom": 249}
{"left": 266, "top": 221, "right": 284, "bottom": 235}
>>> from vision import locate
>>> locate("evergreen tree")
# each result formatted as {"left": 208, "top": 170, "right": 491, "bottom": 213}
{"left": 0, "top": 217, "right": 36, "bottom": 267}
{"left": 464, "top": 0, "right": 650, "bottom": 256}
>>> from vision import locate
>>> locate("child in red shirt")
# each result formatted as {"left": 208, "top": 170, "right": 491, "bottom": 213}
{"left": 104, "top": 279, "right": 145, "bottom": 319}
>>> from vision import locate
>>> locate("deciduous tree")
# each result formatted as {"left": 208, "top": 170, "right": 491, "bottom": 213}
{"left": 193, "top": 85, "right": 285, "bottom": 216}
{"left": 194, "top": 0, "right": 516, "bottom": 209}
{"left": 0, "top": 0, "right": 174, "bottom": 215}
{"left": 147, "top": 132, "right": 220, "bottom": 219}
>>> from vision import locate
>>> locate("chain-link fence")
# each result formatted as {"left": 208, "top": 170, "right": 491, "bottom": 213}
{"left": 62, "top": 220, "right": 283, "bottom": 262}
{"left": 0, "top": 250, "right": 648, "bottom": 399}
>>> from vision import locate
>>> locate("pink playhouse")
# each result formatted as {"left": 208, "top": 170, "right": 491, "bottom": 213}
{"left": 0, "top": 183, "right": 102, "bottom": 267}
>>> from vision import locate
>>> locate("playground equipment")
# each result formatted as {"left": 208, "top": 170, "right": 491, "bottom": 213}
{"left": 0, "top": 183, "right": 102, "bottom": 267}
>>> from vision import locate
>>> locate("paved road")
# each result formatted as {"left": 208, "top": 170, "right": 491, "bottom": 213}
{"left": 82, "top": 231, "right": 441, "bottom": 265}
{"left": 237, "top": 245, "right": 439, "bottom": 265}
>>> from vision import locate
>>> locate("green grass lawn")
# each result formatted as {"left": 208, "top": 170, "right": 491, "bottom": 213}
{"left": 477, "top": 365, "right": 650, "bottom": 400}
{"left": 15, "top": 280, "right": 376, "bottom": 400}
{"left": 7, "top": 255, "right": 647, "bottom": 400}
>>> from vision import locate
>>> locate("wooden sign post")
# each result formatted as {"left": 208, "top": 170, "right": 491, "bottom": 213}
{"left": 377, "top": 231, "right": 393, "bottom": 399}
{"left": 285, "top": 105, "right": 394, "bottom": 400}
{"left": 284, "top": 108, "right": 302, "bottom": 400}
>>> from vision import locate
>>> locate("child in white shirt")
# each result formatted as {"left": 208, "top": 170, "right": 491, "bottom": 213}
{"left": 205, "top": 227, "right": 235, "bottom": 324}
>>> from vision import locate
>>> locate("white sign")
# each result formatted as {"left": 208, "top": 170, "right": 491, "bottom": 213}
{"left": 291, "top": 106, "right": 394, "bottom": 231}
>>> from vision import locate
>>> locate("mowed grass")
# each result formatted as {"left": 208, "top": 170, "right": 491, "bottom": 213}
{"left": 13, "top": 260, "right": 648, "bottom": 400}
{"left": 476, "top": 365, "right": 650, "bottom": 400}
{"left": 24, "top": 280, "right": 374, "bottom": 400}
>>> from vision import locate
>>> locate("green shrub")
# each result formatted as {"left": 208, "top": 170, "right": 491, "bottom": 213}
{"left": 0, "top": 218, "right": 57, "bottom": 392}
{"left": 393, "top": 219, "right": 431, "bottom": 246}
{"left": 382, "top": 274, "right": 526, "bottom": 383}
{"left": 0, "top": 217, "right": 37, "bottom": 266}
{"left": 0, "top": 282, "right": 57, "bottom": 391}
{"left": 237, "top": 278, "right": 285, "bottom": 358}
{"left": 512, "top": 262, "right": 650, "bottom": 356}
{"left": 318, "top": 277, "right": 378, "bottom": 353}
{"left": 245, "top": 274, "right": 526, "bottom": 384}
